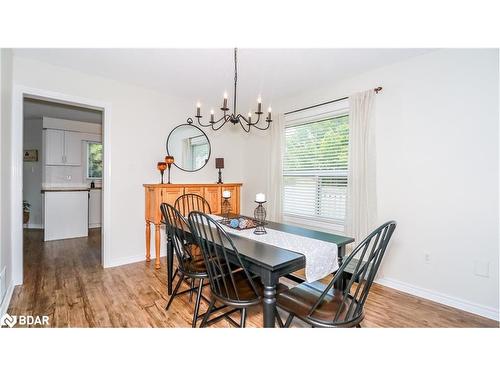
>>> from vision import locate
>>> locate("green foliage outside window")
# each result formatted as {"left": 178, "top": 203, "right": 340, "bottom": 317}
{"left": 88, "top": 142, "right": 103, "bottom": 179}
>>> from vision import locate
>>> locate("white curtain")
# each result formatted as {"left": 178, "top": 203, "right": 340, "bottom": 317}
{"left": 267, "top": 112, "right": 284, "bottom": 222}
{"left": 346, "top": 90, "right": 377, "bottom": 245}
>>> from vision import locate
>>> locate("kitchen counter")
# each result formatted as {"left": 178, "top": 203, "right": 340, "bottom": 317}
{"left": 43, "top": 190, "right": 89, "bottom": 241}
{"left": 41, "top": 187, "right": 90, "bottom": 193}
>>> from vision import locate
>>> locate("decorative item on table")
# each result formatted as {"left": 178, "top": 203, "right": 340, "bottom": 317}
{"left": 219, "top": 215, "right": 259, "bottom": 230}
{"left": 254, "top": 193, "right": 267, "bottom": 235}
{"left": 215, "top": 158, "right": 224, "bottom": 184}
{"left": 164, "top": 155, "right": 175, "bottom": 184}
{"left": 157, "top": 161, "right": 167, "bottom": 184}
{"left": 221, "top": 190, "right": 232, "bottom": 224}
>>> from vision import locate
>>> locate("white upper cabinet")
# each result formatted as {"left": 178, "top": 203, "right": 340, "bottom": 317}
{"left": 44, "top": 129, "right": 82, "bottom": 166}
{"left": 64, "top": 131, "right": 83, "bottom": 166}
{"left": 44, "top": 129, "right": 65, "bottom": 165}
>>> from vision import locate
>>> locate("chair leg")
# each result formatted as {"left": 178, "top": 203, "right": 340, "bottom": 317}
{"left": 200, "top": 298, "right": 215, "bottom": 328}
{"left": 275, "top": 308, "right": 284, "bottom": 328}
{"left": 284, "top": 313, "right": 295, "bottom": 328}
{"left": 189, "top": 279, "right": 195, "bottom": 302}
{"left": 240, "top": 308, "right": 247, "bottom": 328}
{"left": 165, "top": 274, "right": 184, "bottom": 311}
{"left": 356, "top": 323, "right": 361, "bottom": 328}
{"left": 192, "top": 278, "right": 204, "bottom": 328}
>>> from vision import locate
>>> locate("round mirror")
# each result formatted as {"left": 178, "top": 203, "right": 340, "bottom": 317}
{"left": 166, "top": 122, "right": 211, "bottom": 172}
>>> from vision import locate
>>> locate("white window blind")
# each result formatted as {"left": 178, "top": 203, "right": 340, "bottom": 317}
{"left": 283, "top": 101, "right": 349, "bottom": 231}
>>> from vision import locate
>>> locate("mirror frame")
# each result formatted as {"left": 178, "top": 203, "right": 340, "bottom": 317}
{"left": 166, "top": 119, "right": 212, "bottom": 172}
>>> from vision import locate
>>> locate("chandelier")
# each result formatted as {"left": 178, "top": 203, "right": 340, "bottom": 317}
{"left": 193, "top": 48, "right": 272, "bottom": 132}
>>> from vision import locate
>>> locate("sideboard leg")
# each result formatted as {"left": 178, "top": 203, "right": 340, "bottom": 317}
{"left": 154, "top": 224, "right": 161, "bottom": 269}
{"left": 145, "top": 221, "right": 151, "bottom": 262}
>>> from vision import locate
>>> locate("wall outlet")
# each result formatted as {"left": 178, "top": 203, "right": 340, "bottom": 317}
{"left": 474, "top": 260, "right": 490, "bottom": 278}
{"left": 66, "top": 175, "right": 72, "bottom": 180}
{"left": 424, "top": 253, "right": 431, "bottom": 264}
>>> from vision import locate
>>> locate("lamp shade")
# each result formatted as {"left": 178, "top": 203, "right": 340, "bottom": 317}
{"left": 215, "top": 158, "right": 224, "bottom": 169}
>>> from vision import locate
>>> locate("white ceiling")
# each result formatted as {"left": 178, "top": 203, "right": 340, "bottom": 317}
{"left": 24, "top": 98, "right": 103, "bottom": 124}
{"left": 14, "top": 48, "right": 434, "bottom": 111}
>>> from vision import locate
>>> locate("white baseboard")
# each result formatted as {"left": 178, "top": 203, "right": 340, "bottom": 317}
{"left": 24, "top": 223, "right": 43, "bottom": 229}
{"left": 376, "top": 277, "right": 499, "bottom": 321}
{"left": 0, "top": 283, "right": 15, "bottom": 318}
{"left": 105, "top": 250, "right": 166, "bottom": 269}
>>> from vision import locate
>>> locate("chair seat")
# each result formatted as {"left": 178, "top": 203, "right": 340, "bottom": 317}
{"left": 182, "top": 255, "right": 208, "bottom": 277}
{"left": 213, "top": 270, "right": 288, "bottom": 306}
{"left": 277, "top": 281, "right": 361, "bottom": 327}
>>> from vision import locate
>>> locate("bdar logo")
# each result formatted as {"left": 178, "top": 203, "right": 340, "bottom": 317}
{"left": 1, "top": 313, "right": 17, "bottom": 328}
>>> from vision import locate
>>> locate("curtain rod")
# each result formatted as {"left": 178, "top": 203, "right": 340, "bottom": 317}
{"left": 284, "top": 86, "right": 383, "bottom": 116}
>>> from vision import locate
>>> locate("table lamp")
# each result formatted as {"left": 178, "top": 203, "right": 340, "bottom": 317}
{"left": 164, "top": 155, "right": 175, "bottom": 184}
{"left": 216, "top": 158, "right": 224, "bottom": 184}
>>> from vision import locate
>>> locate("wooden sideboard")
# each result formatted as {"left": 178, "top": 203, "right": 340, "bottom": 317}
{"left": 143, "top": 183, "right": 242, "bottom": 268}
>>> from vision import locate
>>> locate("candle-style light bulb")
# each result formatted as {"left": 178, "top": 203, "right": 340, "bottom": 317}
{"left": 196, "top": 102, "right": 201, "bottom": 117}
{"left": 210, "top": 109, "right": 215, "bottom": 123}
{"left": 257, "top": 96, "right": 262, "bottom": 113}
{"left": 267, "top": 106, "right": 272, "bottom": 121}
{"left": 223, "top": 92, "right": 228, "bottom": 110}
{"left": 248, "top": 112, "right": 252, "bottom": 122}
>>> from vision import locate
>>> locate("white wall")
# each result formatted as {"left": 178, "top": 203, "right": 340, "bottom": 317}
{"left": 12, "top": 56, "right": 250, "bottom": 268}
{"left": 22, "top": 118, "right": 43, "bottom": 227}
{"left": 254, "top": 49, "right": 498, "bottom": 319}
{"left": 0, "top": 48, "right": 14, "bottom": 314}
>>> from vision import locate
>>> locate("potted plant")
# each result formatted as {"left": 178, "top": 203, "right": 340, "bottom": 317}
{"left": 23, "top": 200, "right": 31, "bottom": 224}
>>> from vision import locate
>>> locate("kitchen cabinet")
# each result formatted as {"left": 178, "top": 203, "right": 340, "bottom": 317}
{"left": 89, "top": 189, "right": 102, "bottom": 228}
{"left": 44, "top": 129, "right": 65, "bottom": 165}
{"left": 64, "top": 131, "right": 83, "bottom": 165}
{"left": 43, "top": 129, "right": 82, "bottom": 166}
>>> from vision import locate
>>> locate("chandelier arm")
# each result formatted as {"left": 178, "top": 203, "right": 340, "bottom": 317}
{"left": 196, "top": 113, "right": 229, "bottom": 128}
{"left": 212, "top": 117, "right": 230, "bottom": 131}
{"left": 251, "top": 122, "right": 271, "bottom": 131}
{"left": 238, "top": 118, "right": 251, "bottom": 133}
{"left": 237, "top": 112, "right": 264, "bottom": 127}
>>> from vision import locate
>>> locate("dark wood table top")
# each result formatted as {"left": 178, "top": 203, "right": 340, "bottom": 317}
{"left": 182, "top": 216, "right": 355, "bottom": 272}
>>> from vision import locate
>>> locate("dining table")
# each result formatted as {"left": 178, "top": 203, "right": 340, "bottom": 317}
{"left": 165, "top": 216, "right": 355, "bottom": 328}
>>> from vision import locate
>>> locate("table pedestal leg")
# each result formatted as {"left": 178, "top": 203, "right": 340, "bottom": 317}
{"left": 145, "top": 221, "right": 151, "bottom": 262}
{"left": 154, "top": 224, "right": 161, "bottom": 269}
{"left": 263, "top": 284, "right": 277, "bottom": 328}
{"left": 335, "top": 245, "right": 347, "bottom": 290}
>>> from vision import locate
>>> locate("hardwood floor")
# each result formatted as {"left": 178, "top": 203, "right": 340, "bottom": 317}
{"left": 7, "top": 229, "right": 498, "bottom": 328}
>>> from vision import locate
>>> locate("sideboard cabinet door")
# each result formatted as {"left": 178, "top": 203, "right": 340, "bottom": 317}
{"left": 161, "top": 187, "right": 184, "bottom": 207}
{"left": 223, "top": 185, "right": 240, "bottom": 215}
{"left": 204, "top": 186, "right": 222, "bottom": 214}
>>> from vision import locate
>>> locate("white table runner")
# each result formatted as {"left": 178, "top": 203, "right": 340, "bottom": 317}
{"left": 209, "top": 215, "right": 338, "bottom": 282}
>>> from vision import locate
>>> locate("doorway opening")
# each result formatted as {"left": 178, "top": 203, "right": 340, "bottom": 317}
{"left": 22, "top": 96, "right": 104, "bottom": 277}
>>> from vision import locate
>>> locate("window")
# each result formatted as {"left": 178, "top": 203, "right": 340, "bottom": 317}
{"left": 283, "top": 102, "right": 349, "bottom": 231}
{"left": 189, "top": 135, "right": 210, "bottom": 170}
{"left": 87, "top": 142, "right": 103, "bottom": 179}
